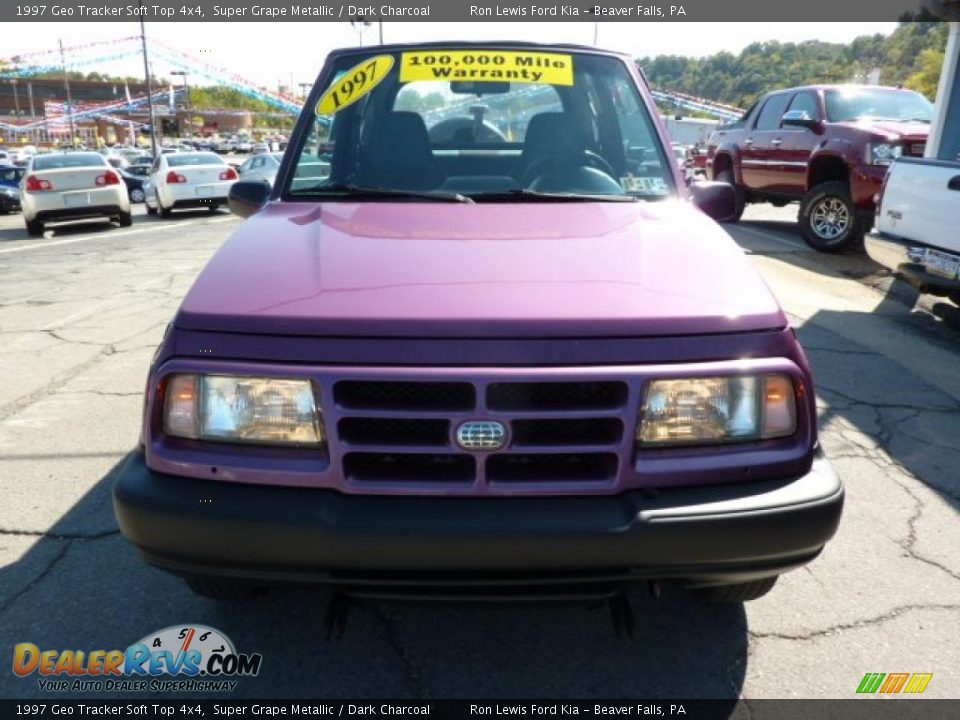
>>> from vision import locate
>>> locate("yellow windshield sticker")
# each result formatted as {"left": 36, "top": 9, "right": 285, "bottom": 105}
{"left": 400, "top": 50, "right": 574, "bottom": 86}
{"left": 316, "top": 55, "right": 395, "bottom": 115}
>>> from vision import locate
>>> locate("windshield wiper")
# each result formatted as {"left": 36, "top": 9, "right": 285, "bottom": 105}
{"left": 468, "top": 188, "right": 639, "bottom": 203}
{"left": 291, "top": 183, "right": 474, "bottom": 203}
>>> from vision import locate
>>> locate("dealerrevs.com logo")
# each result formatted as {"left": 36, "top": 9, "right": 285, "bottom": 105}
{"left": 13, "top": 625, "right": 262, "bottom": 693}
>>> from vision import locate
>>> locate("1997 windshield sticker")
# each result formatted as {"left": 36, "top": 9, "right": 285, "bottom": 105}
{"left": 316, "top": 54, "right": 395, "bottom": 115}
{"left": 400, "top": 50, "right": 574, "bottom": 86}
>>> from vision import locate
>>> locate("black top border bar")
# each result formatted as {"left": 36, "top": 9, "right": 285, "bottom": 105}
{"left": 0, "top": 0, "right": 955, "bottom": 23}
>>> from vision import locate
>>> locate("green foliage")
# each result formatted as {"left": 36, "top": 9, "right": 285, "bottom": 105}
{"left": 640, "top": 21, "right": 950, "bottom": 108}
{"left": 906, "top": 48, "right": 946, "bottom": 101}
{"left": 187, "top": 86, "right": 272, "bottom": 112}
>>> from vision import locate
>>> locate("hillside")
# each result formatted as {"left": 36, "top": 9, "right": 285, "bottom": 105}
{"left": 640, "top": 20, "right": 950, "bottom": 110}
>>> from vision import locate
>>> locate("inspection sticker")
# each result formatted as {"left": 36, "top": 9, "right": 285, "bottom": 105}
{"left": 400, "top": 50, "right": 574, "bottom": 86}
{"left": 316, "top": 54, "right": 395, "bottom": 115}
{"left": 620, "top": 176, "right": 669, "bottom": 194}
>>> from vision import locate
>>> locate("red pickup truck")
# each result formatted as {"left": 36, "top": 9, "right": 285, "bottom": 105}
{"left": 706, "top": 84, "right": 932, "bottom": 252}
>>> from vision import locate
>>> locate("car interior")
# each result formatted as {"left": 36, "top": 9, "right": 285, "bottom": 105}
{"left": 289, "top": 56, "right": 674, "bottom": 198}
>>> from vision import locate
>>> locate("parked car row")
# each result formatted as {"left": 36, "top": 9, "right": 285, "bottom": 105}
{"left": 11, "top": 150, "right": 240, "bottom": 237}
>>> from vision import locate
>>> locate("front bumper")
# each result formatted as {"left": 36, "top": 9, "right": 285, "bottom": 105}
{"left": 866, "top": 230, "right": 960, "bottom": 294}
{"left": 114, "top": 449, "right": 843, "bottom": 591}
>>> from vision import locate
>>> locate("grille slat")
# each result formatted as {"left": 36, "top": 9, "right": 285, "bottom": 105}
{"left": 487, "top": 381, "right": 628, "bottom": 411}
{"left": 344, "top": 452, "right": 474, "bottom": 483}
{"left": 511, "top": 418, "right": 623, "bottom": 447}
{"left": 488, "top": 453, "right": 618, "bottom": 483}
{"left": 339, "top": 417, "right": 449, "bottom": 447}
{"left": 335, "top": 381, "right": 475, "bottom": 411}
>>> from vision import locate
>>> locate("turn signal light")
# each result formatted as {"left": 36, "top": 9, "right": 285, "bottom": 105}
{"left": 25, "top": 175, "right": 53, "bottom": 192}
{"left": 219, "top": 167, "right": 238, "bottom": 181}
{"left": 166, "top": 171, "right": 187, "bottom": 184}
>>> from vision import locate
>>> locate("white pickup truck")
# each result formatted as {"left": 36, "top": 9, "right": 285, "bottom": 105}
{"left": 866, "top": 21, "right": 960, "bottom": 305}
{"left": 866, "top": 158, "right": 960, "bottom": 304}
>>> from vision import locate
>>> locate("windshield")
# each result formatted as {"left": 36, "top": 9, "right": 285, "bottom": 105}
{"left": 287, "top": 48, "right": 674, "bottom": 201}
{"left": 824, "top": 88, "right": 934, "bottom": 123}
{"left": 32, "top": 153, "right": 106, "bottom": 170}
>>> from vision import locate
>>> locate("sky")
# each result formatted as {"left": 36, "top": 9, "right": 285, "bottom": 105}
{"left": 5, "top": 22, "right": 898, "bottom": 91}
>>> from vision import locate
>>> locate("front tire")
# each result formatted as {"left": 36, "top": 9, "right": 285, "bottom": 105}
{"left": 715, "top": 169, "right": 745, "bottom": 223}
{"left": 693, "top": 576, "right": 778, "bottom": 604}
{"left": 130, "top": 188, "right": 145, "bottom": 203}
{"left": 799, "top": 181, "right": 863, "bottom": 253}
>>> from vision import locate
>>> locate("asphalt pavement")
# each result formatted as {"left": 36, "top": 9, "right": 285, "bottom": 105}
{"left": 0, "top": 201, "right": 957, "bottom": 700}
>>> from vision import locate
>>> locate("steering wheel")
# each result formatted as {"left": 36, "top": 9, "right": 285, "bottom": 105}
{"left": 520, "top": 150, "right": 617, "bottom": 187}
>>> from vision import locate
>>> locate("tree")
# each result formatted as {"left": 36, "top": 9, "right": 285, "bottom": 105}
{"left": 905, "top": 48, "right": 944, "bottom": 101}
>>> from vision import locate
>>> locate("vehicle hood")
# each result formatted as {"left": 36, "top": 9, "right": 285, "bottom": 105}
{"left": 174, "top": 200, "right": 786, "bottom": 338}
{"left": 842, "top": 119, "right": 930, "bottom": 140}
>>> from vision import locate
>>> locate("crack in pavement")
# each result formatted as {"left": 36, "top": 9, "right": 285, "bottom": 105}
{"left": 372, "top": 606, "right": 430, "bottom": 699}
{"left": 0, "top": 527, "right": 119, "bottom": 540}
{"left": 0, "top": 344, "right": 117, "bottom": 423}
{"left": 748, "top": 603, "right": 960, "bottom": 642}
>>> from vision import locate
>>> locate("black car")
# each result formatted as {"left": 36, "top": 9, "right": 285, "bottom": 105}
{"left": 118, "top": 168, "right": 147, "bottom": 203}
{"left": 0, "top": 164, "right": 24, "bottom": 214}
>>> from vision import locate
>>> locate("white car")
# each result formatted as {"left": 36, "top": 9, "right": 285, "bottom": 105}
{"left": 238, "top": 152, "right": 283, "bottom": 188}
{"left": 20, "top": 152, "right": 132, "bottom": 237}
{"left": 145, "top": 151, "right": 238, "bottom": 217}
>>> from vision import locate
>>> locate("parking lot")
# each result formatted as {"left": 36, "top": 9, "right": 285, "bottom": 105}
{"left": 0, "top": 202, "right": 957, "bottom": 699}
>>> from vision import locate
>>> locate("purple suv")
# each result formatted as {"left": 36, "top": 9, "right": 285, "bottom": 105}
{"left": 114, "top": 43, "right": 843, "bottom": 606}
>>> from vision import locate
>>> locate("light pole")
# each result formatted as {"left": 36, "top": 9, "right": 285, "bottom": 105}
{"left": 11, "top": 79, "right": 21, "bottom": 117}
{"left": 139, "top": 2, "right": 158, "bottom": 157}
{"left": 58, "top": 39, "right": 76, "bottom": 147}
{"left": 350, "top": 19, "right": 371, "bottom": 47}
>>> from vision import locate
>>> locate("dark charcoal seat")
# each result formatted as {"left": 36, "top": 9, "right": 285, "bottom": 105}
{"left": 359, "top": 111, "right": 445, "bottom": 191}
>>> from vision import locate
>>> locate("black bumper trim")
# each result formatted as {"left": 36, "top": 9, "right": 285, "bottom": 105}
{"left": 113, "top": 450, "right": 843, "bottom": 587}
{"left": 35, "top": 205, "right": 123, "bottom": 222}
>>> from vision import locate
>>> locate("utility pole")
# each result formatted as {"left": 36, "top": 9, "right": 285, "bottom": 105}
{"left": 139, "top": 2, "right": 158, "bottom": 158}
{"left": 59, "top": 39, "right": 76, "bottom": 147}
{"left": 11, "top": 79, "right": 21, "bottom": 117}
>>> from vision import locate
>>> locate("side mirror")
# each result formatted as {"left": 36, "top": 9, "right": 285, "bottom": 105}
{"left": 689, "top": 180, "right": 737, "bottom": 222}
{"left": 228, "top": 180, "right": 270, "bottom": 218}
{"left": 781, "top": 110, "right": 822, "bottom": 132}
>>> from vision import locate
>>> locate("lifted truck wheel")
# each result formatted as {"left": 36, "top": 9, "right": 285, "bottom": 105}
{"left": 715, "top": 169, "right": 745, "bottom": 223}
{"left": 184, "top": 575, "right": 262, "bottom": 601}
{"left": 693, "top": 576, "right": 778, "bottom": 604}
{"left": 799, "top": 181, "right": 864, "bottom": 253}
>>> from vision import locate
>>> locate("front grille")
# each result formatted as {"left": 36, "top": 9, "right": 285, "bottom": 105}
{"left": 344, "top": 452, "right": 475, "bottom": 483}
{"left": 339, "top": 417, "right": 449, "bottom": 447}
{"left": 487, "top": 381, "right": 628, "bottom": 411}
{"left": 333, "top": 377, "right": 630, "bottom": 491}
{"left": 487, "top": 453, "right": 619, "bottom": 483}
{"left": 334, "top": 381, "right": 475, "bottom": 411}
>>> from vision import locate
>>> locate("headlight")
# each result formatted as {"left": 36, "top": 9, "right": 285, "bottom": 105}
{"left": 163, "top": 374, "right": 325, "bottom": 446}
{"left": 867, "top": 143, "right": 902, "bottom": 166}
{"left": 637, "top": 374, "right": 796, "bottom": 447}
{"left": 0, "top": 186, "right": 18, "bottom": 198}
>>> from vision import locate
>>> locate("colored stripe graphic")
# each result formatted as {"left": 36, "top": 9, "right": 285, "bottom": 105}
{"left": 857, "top": 673, "right": 885, "bottom": 693}
{"left": 903, "top": 673, "right": 934, "bottom": 694}
{"left": 879, "top": 673, "right": 909, "bottom": 693}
